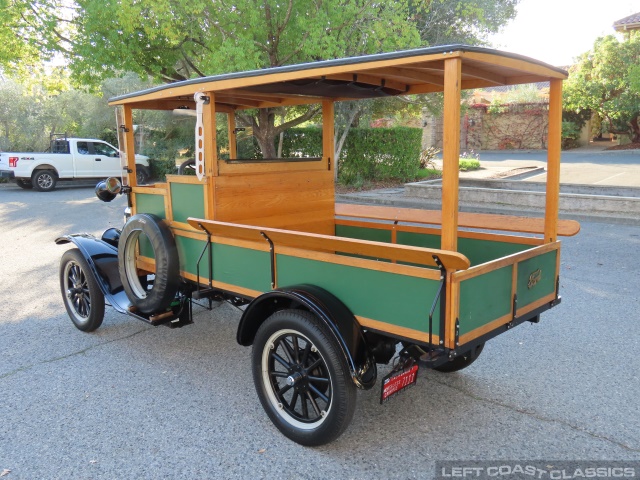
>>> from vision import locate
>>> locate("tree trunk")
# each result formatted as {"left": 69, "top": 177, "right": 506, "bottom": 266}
{"left": 630, "top": 115, "right": 640, "bottom": 143}
{"left": 334, "top": 103, "right": 362, "bottom": 175}
{"left": 239, "top": 106, "right": 321, "bottom": 159}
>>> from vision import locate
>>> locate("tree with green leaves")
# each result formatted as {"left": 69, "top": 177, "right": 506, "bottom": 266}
{"left": 411, "top": 0, "right": 519, "bottom": 46}
{"left": 564, "top": 33, "right": 640, "bottom": 143}
{"left": 1, "top": 0, "right": 521, "bottom": 158}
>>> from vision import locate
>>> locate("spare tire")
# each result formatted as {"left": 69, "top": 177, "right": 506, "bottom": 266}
{"left": 118, "top": 213, "right": 179, "bottom": 314}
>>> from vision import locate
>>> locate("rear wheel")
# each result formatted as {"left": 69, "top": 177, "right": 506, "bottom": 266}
{"left": 434, "top": 343, "right": 484, "bottom": 373}
{"left": 32, "top": 169, "right": 57, "bottom": 192}
{"left": 252, "top": 309, "right": 356, "bottom": 446}
{"left": 16, "top": 179, "right": 33, "bottom": 189}
{"left": 60, "top": 249, "right": 105, "bottom": 332}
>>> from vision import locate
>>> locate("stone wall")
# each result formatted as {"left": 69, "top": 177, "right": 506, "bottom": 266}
{"left": 423, "top": 102, "right": 550, "bottom": 151}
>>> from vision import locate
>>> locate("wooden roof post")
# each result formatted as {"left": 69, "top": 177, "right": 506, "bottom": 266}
{"left": 544, "top": 78, "right": 562, "bottom": 243}
{"left": 322, "top": 100, "right": 336, "bottom": 180}
{"left": 122, "top": 105, "right": 137, "bottom": 187}
{"left": 227, "top": 111, "right": 237, "bottom": 160}
{"left": 441, "top": 56, "right": 462, "bottom": 252}
{"left": 203, "top": 92, "right": 218, "bottom": 178}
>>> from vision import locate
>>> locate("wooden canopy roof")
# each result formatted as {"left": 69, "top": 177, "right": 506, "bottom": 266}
{"left": 108, "top": 45, "right": 567, "bottom": 111}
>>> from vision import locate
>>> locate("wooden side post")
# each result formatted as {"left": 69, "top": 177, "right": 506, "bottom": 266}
{"left": 441, "top": 57, "right": 462, "bottom": 253}
{"left": 227, "top": 111, "right": 237, "bottom": 160}
{"left": 122, "top": 105, "right": 137, "bottom": 187}
{"left": 322, "top": 100, "right": 336, "bottom": 178}
{"left": 545, "top": 79, "right": 562, "bottom": 243}
{"left": 203, "top": 92, "right": 217, "bottom": 178}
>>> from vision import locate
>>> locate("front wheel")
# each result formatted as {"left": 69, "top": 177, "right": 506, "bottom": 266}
{"left": 60, "top": 249, "right": 105, "bottom": 332}
{"left": 32, "top": 170, "right": 57, "bottom": 192}
{"left": 252, "top": 309, "right": 357, "bottom": 446}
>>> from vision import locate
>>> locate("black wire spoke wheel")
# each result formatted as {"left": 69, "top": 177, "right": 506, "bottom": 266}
{"left": 265, "top": 330, "right": 332, "bottom": 425}
{"left": 252, "top": 309, "right": 356, "bottom": 446}
{"left": 60, "top": 249, "right": 105, "bottom": 332}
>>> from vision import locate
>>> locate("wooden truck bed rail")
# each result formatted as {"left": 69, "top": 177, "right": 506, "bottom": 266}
{"left": 336, "top": 204, "right": 581, "bottom": 237}
{"left": 187, "top": 218, "right": 471, "bottom": 272}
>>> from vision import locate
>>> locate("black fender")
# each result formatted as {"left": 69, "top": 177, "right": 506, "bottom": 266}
{"left": 55, "top": 230, "right": 132, "bottom": 314}
{"left": 237, "top": 284, "right": 377, "bottom": 390}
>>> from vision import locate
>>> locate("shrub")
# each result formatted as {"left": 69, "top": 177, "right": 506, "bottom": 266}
{"left": 458, "top": 150, "right": 480, "bottom": 171}
{"left": 419, "top": 147, "right": 440, "bottom": 169}
{"left": 562, "top": 121, "right": 581, "bottom": 149}
{"left": 281, "top": 128, "right": 323, "bottom": 157}
{"left": 339, "top": 127, "right": 422, "bottom": 185}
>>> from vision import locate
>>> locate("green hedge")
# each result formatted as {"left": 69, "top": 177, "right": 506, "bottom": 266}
{"left": 144, "top": 125, "right": 422, "bottom": 183}
{"left": 281, "top": 126, "right": 422, "bottom": 184}
{"left": 340, "top": 127, "right": 422, "bottom": 184}
{"left": 281, "top": 128, "right": 324, "bottom": 158}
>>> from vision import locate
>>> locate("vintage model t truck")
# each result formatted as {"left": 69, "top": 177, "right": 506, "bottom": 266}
{"left": 56, "top": 45, "right": 580, "bottom": 446}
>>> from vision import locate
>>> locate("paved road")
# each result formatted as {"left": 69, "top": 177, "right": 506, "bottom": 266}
{"left": 1, "top": 184, "right": 639, "bottom": 479}
{"left": 468, "top": 148, "right": 640, "bottom": 186}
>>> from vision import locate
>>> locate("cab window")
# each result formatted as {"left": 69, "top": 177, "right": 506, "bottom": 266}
{"left": 93, "top": 142, "right": 118, "bottom": 157}
{"left": 77, "top": 142, "right": 90, "bottom": 155}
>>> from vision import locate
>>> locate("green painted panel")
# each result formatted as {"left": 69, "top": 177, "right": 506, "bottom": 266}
{"left": 396, "top": 231, "right": 441, "bottom": 249}
{"left": 213, "top": 243, "right": 271, "bottom": 292}
{"left": 170, "top": 183, "right": 205, "bottom": 224}
{"left": 175, "top": 235, "right": 209, "bottom": 279}
{"left": 335, "top": 224, "right": 392, "bottom": 243}
{"left": 459, "top": 265, "right": 513, "bottom": 335}
{"left": 397, "top": 231, "right": 529, "bottom": 266}
{"left": 176, "top": 236, "right": 271, "bottom": 292}
{"left": 276, "top": 254, "right": 441, "bottom": 334}
{"left": 517, "top": 250, "right": 557, "bottom": 307}
{"left": 135, "top": 193, "right": 165, "bottom": 219}
{"left": 459, "top": 237, "right": 529, "bottom": 267}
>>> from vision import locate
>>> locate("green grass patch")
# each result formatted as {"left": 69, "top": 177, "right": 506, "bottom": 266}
{"left": 415, "top": 168, "right": 441, "bottom": 180}
{"left": 459, "top": 158, "right": 481, "bottom": 171}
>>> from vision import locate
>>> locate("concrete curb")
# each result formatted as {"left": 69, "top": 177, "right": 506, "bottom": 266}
{"left": 337, "top": 179, "right": 640, "bottom": 226}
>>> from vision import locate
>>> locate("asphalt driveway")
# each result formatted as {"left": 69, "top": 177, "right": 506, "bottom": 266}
{"left": 1, "top": 183, "right": 639, "bottom": 479}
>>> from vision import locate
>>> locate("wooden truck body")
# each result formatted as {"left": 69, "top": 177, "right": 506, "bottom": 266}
{"left": 57, "top": 45, "right": 579, "bottom": 445}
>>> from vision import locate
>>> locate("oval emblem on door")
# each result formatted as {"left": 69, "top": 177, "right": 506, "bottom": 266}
{"left": 528, "top": 269, "right": 542, "bottom": 289}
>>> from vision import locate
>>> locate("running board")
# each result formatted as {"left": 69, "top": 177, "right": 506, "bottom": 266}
{"left": 126, "top": 304, "right": 193, "bottom": 329}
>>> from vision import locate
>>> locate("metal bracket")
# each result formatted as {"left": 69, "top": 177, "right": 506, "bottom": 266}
{"left": 119, "top": 124, "right": 130, "bottom": 133}
{"left": 260, "top": 232, "right": 276, "bottom": 289}
{"left": 454, "top": 318, "right": 460, "bottom": 347}
{"left": 428, "top": 255, "right": 447, "bottom": 350}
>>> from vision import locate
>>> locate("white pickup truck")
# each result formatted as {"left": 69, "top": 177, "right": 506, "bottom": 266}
{"left": 0, "top": 137, "right": 150, "bottom": 191}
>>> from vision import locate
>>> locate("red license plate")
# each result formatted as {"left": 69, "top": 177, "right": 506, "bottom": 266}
{"left": 380, "top": 363, "right": 418, "bottom": 403}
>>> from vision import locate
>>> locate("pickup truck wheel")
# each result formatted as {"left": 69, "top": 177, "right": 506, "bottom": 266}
{"left": 60, "top": 249, "right": 105, "bottom": 332}
{"left": 135, "top": 164, "right": 150, "bottom": 185}
{"left": 32, "top": 170, "right": 57, "bottom": 192}
{"left": 252, "top": 309, "right": 356, "bottom": 446}
{"left": 16, "top": 179, "right": 33, "bottom": 189}
{"left": 118, "top": 213, "right": 179, "bottom": 314}
{"left": 434, "top": 343, "right": 484, "bottom": 373}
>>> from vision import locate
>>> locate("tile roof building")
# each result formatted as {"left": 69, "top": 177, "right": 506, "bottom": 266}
{"left": 613, "top": 12, "right": 640, "bottom": 33}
